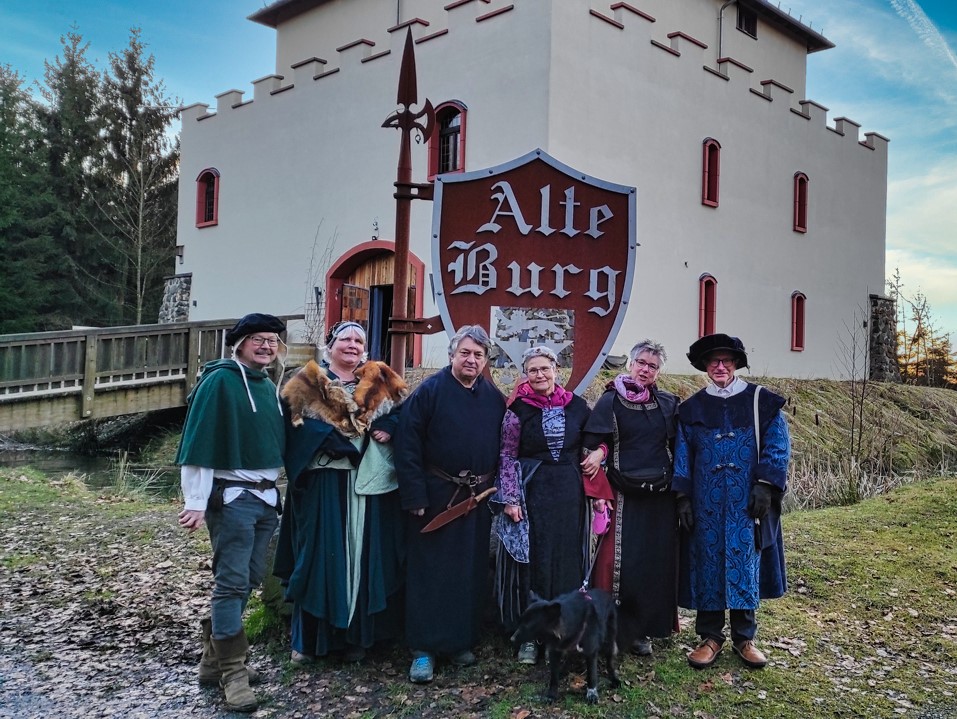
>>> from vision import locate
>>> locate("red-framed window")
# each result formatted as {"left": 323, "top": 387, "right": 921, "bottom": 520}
{"left": 791, "top": 291, "right": 806, "bottom": 351}
{"left": 698, "top": 274, "right": 717, "bottom": 337}
{"left": 793, "top": 172, "right": 809, "bottom": 233}
{"left": 428, "top": 101, "right": 467, "bottom": 181}
{"left": 702, "top": 138, "right": 721, "bottom": 207}
{"left": 196, "top": 168, "right": 220, "bottom": 228}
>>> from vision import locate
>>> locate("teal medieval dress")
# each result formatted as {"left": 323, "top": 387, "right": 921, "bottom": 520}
{"left": 273, "top": 367, "right": 405, "bottom": 657}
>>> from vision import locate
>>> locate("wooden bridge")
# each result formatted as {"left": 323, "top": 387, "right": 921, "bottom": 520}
{"left": 0, "top": 317, "right": 304, "bottom": 434}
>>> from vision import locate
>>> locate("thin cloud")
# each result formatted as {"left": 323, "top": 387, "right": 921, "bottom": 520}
{"left": 888, "top": 0, "right": 957, "bottom": 73}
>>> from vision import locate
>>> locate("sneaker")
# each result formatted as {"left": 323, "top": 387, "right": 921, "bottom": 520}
{"left": 517, "top": 641, "right": 538, "bottom": 664}
{"left": 633, "top": 638, "right": 653, "bottom": 656}
{"left": 290, "top": 650, "right": 314, "bottom": 665}
{"left": 409, "top": 654, "right": 434, "bottom": 683}
{"left": 449, "top": 649, "right": 477, "bottom": 667}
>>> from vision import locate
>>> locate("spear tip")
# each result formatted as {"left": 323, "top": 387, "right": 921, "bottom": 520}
{"left": 396, "top": 27, "right": 418, "bottom": 106}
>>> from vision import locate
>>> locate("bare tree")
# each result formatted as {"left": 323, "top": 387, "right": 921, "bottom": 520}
{"left": 835, "top": 304, "right": 871, "bottom": 484}
{"left": 302, "top": 222, "right": 339, "bottom": 345}
{"left": 95, "top": 28, "right": 179, "bottom": 324}
{"left": 888, "top": 268, "right": 956, "bottom": 389}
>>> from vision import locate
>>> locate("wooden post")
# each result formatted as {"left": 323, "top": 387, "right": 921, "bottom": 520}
{"left": 186, "top": 326, "right": 201, "bottom": 394}
{"left": 80, "top": 333, "right": 98, "bottom": 419}
{"left": 382, "top": 29, "right": 434, "bottom": 376}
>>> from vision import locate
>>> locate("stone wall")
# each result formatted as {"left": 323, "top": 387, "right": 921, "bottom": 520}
{"left": 869, "top": 294, "right": 901, "bottom": 383}
{"left": 157, "top": 274, "right": 192, "bottom": 324}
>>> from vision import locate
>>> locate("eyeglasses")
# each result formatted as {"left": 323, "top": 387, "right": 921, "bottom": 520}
{"left": 248, "top": 336, "right": 279, "bottom": 347}
{"left": 526, "top": 366, "right": 554, "bottom": 376}
{"left": 707, "top": 357, "right": 736, "bottom": 368}
{"left": 633, "top": 359, "right": 659, "bottom": 372}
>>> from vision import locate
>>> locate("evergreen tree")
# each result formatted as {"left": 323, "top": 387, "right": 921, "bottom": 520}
{"left": 38, "top": 29, "right": 120, "bottom": 327}
{"left": 97, "top": 28, "right": 179, "bottom": 324}
{"left": 0, "top": 66, "right": 65, "bottom": 332}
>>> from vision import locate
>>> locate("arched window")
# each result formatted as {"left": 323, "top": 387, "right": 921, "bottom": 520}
{"left": 428, "top": 101, "right": 467, "bottom": 180}
{"left": 791, "top": 291, "right": 806, "bottom": 351}
{"left": 793, "top": 172, "right": 809, "bottom": 233}
{"left": 195, "top": 168, "right": 220, "bottom": 228}
{"left": 699, "top": 274, "right": 717, "bottom": 337}
{"left": 702, "top": 138, "right": 721, "bottom": 207}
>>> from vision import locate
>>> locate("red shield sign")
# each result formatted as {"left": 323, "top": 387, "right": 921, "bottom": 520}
{"left": 432, "top": 149, "right": 636, "bottom": 394}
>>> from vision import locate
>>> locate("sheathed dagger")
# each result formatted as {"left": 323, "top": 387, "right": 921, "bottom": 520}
{"left": 420, "top": 487, "right": 497, "bottom": 533}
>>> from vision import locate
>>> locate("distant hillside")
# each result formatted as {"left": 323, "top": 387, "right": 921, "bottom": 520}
{"left": 651, "top": 372, "right": 957, "bottom": 509}
{"left": 376, "top": 367, "right": 957, "bottom": 508}
{"left": 74, "top": 367, "right": 957, "bottom": 513}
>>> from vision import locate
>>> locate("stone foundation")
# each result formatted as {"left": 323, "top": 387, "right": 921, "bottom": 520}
{"left": 869, "top": 294, "right": 900, "bottom": 382}
{"left": 158, "top": 274, "right": 192, "bottom": 324}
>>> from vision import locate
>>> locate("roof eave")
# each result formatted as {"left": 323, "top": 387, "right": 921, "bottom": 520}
{"left": 247, "top": 0, "right": 330, "bottom": 28}
{"left": 741, "top": 0, "right": 835, "bottom": 53}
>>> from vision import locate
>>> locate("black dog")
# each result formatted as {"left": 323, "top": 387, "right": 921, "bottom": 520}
{"left": 510, "top": 588, "right": 620, "bottom": 704}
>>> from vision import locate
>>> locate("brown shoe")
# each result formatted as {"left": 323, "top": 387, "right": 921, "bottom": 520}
{"left": 687, "top": 638, "right": 723, "bottom": 669}
{"left": 733, "top": 640, "right": 768, "bottom": 669}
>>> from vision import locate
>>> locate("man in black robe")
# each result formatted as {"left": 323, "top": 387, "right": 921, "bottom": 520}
{"left": 395, "top": 325, "right": 506, "bottom": 683}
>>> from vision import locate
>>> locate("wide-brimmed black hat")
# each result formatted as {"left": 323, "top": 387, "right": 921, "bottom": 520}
{"left": 225, "top": 313, "right": 286, "bottom": 347}
{"left": 687, "top": 333, "right": 748, "bottom": 371}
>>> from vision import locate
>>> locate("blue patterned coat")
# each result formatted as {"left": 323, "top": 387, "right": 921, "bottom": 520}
{"left": 673, "top": 383, "right": 790, "bottom": 611}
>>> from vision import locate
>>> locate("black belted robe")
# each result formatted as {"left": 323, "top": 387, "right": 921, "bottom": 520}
{"left": 394, "top": 366, "right": 505, "bottom": 655}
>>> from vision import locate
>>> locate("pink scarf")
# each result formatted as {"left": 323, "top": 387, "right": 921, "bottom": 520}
{"left": 612, "top": 373, "right": 651, "bottom": 403}
{"left": 515, "top": 379, "right": 574, "bottom": 409}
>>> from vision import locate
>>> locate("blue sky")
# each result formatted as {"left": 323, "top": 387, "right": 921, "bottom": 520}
{"left": 2, "top": 1, "right": 956, "bottom": 336}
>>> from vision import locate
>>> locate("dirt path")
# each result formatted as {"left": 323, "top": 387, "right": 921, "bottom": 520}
{"left": 0, "top": 480, "right": 571, "bottom": 719}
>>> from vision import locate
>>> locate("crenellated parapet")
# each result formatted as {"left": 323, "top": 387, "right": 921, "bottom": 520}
{"left": 183, "top": 0, "right": 887, "bottom": 157}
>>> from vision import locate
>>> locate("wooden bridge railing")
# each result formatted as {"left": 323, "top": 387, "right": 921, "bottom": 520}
{"left": 0, "top": 316, "right": 303, "bottom": 433}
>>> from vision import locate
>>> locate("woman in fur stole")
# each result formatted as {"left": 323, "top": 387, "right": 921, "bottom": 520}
{"left": 274, "top": 321, "right": 407, "bottom": 663}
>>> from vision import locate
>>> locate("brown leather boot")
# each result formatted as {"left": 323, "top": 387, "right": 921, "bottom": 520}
{"left": 687, "top": 638, "right": 724, "bottom": 669}
{"left": 212, "top": 630, "right": 258, "bottom": 712}
{"left": 198, "top": 618, "right": 260, "bottom": 686}
{"left": 733, "top": 640, "right": 768, "bottom": 669}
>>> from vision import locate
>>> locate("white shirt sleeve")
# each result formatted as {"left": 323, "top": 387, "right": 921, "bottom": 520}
{"left": 181, "top": 465, "right": 214, "bottom": 511}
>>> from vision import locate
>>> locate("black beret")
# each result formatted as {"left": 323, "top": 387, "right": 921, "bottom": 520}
{"left": 225, "top": 313, "right": 286, "bottom": 347}
{"left": 686, "top": 333, "right": 748, "bottom": 371}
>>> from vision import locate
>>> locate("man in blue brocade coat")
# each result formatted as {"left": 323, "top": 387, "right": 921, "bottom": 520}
{"left": 673, "top": 334, "right": 791, "bottom": 671}
{"left": 395, "top": 325, "right": 505, "bottom": 684}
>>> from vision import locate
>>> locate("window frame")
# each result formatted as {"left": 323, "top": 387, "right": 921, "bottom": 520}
{"left": 698, "top": 274, "right": 717, "bottom": 337}
{"left": 737, "top": 6, "right": 758, "bottom": 38}
{"left": 195, "top": 168, "right": 221, "bottom": 228}
{"left": 791, "top": 291, "right": 806, "bottom": 351}
{"left": 428, "top": 101, "right": 467, "bottom": 181}
{"left": 793, "top": 172, "right": 809, "bottom": 233}
{"left": 701, "top": 139, "right": 721, "bottom": 207}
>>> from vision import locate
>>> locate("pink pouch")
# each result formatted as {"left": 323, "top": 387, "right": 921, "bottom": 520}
{"left": 592, "top": 506, "right": 611, "bottom": 535}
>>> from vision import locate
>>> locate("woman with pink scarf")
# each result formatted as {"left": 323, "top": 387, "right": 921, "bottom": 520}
{"left": 491, "top": 346, "right": 592, "bottom": 665}
{"left": 581, "top": 339, "right": 680, "bottom": 658}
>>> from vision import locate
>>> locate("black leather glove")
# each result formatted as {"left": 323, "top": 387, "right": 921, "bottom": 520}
{"left": 676, "top": 495, "right": 694, "bottom": 531}
{"left": 747, "top": 483, "right": 775, "bottom": 520}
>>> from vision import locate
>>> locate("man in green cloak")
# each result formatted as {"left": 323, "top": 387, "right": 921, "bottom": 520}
{"left": 176, "top": 313, "right": 286, "bottom": 712}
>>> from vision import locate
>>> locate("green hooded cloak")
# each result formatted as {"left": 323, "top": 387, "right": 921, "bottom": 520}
{"left": 175, "top": 359, "right": 284, "bottom": 470}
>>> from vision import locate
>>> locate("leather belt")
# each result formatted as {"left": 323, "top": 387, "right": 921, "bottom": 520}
{"left": 427, "top": 465, "right": 494, "bottom": 487}
{"left": 214, "top": 478, "right": 277, "bottom": 492}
